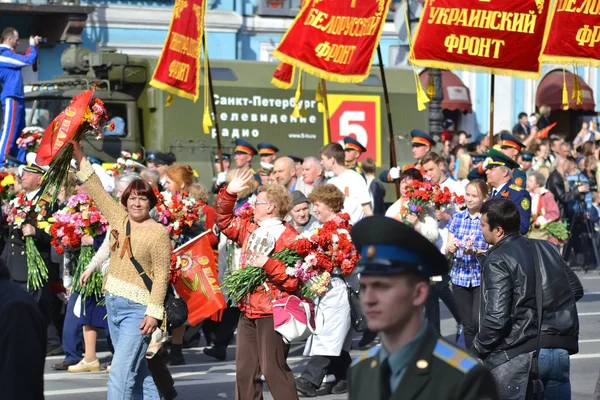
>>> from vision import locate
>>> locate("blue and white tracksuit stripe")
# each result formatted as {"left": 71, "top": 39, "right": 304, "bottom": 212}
{"left": 0, "top": 44, "right": 37, "bottom": 166}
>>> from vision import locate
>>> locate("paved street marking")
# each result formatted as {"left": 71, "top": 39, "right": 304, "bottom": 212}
{"left": 578, "top": 312, "right": 600, "bottom": 316}
{"left": 580, "top": 339, "right": 600, "bottom": 343}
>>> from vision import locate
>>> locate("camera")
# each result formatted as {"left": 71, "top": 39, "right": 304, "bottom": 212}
{"left": 575, "top": 180, "right": 598, "bottom": 192}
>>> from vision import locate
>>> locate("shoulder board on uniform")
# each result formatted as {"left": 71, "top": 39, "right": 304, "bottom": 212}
{"left": 351, "top": 345, "right": 380, "bottom": 367}
{"left": 433, "top": 339, "right": 479, "bottom": 374}
{"left": 509, "top": 184, "right": 522, "bottom": 191}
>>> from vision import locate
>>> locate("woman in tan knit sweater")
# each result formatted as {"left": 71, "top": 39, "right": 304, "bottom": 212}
{"left": 72, "top": 142, "right": 171, "bottom": 400}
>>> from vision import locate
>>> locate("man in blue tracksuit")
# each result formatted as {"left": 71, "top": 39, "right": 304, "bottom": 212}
{"left": 0, "top": 28, "right": 39, "bottom": 166}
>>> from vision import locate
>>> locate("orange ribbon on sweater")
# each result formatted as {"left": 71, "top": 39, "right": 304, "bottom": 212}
{"left": 110, "top": 230, "right": 120, "bottom": 252}
{"left": 119, "top": 235, "right": 133, "bottom": 260}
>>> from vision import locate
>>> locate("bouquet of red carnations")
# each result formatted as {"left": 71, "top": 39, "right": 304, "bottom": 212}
{"left": 432, "top": 184, "right": 454, "bottom": 210}
{"left": 271, "top": 213, "right": 359, "bottom": 299}
{"left": 17, "top": 126, "right": 44, "bottom": 153}
{"left": 6, "top": 193, "right": 51, "bottom": 290}
{"left": 155, "top": 191, "right": 205, "bottom": 242}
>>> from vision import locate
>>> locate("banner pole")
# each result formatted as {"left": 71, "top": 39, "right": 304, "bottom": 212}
{"left": 320, "top": 78, "right": 332, "bottom": 143}
{"left": 203, "top": 35, "right": 224, "bottom": 172}
{"left": 376, "top": 45, "right": 401, "bottom": 199}
{"left": 489, "top": 74, "right": 495, "bottom": 147}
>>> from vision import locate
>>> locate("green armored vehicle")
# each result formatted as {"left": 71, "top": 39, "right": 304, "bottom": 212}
{"left": 24, "top": 45, "right": 426, "bottom": 196}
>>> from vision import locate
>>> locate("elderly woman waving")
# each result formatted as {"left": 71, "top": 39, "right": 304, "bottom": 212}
{"left": 215, "top": 168, "right": 301, "bottom": 400}
{"left": 72, "top": 142, "right": 171, "bottom": 400}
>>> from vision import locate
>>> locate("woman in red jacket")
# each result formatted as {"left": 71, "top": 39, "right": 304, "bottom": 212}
{"left": 215, "top": 169, "right": 300, "bottom": 400}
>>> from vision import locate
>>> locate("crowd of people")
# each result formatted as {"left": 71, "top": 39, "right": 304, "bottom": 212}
{"left": 0, "top": 28, "right": 598, "bottom": 397}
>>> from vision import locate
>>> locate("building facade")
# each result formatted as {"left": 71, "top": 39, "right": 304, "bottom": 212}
{"left": 1, "top": 0, "right": 598, "bottom": 138}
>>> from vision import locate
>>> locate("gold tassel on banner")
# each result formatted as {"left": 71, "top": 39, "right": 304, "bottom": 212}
{"left": 316, "top": 81, "right": 325, "bottom": 113}
{"left": 572, "top": 67, "right": 583, "bottom": 105}
{"left": 562, "top": 68, "right": 569, "bottom": 111}
{"left": 202, "top": 35, "right": 213, "bottom": 134}
{"left": 416, "top": 76, "right": 430, "bottom": 111}
{"left": 427, "top": 74, "right": 435, "bottom": 98}
{"left": 165, "top": 94, "right": 174, "bottom": 108}
{"left": 292, "top": 70, "right": 304, "bottom": 118}
{"left": 403, "top": 0, "right": 429, "bottom": 111}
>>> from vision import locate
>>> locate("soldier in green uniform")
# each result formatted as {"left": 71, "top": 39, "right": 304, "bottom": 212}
{"left": 379, "top": 129, "right": 434, "bottom": 182}
{"left": 499, "top": 132, "right": 527, "bottom": 189}
{"left": 348, "top": 216, "right": 500, "bottom": 400}
{"left": 343, "top": 137, "right": 366, "bottom": 180}
{"left": 256, "top": 142, "right": 279, "bottom": 182}
{"left": 214, "top": 139, "right": 261, "bottom": 191}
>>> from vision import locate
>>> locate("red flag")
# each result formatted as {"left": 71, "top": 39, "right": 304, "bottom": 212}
{"left": 536, "top": 122, "right": 557, "bottom": 139}
{"left": 173, "top": 232, "right": 226, "bottom": 325}
{"left": 271, "top": 62, "right": 295, "bottom": 89}
{"left": 36, "top": 89, "right": 94, "bottom": 166}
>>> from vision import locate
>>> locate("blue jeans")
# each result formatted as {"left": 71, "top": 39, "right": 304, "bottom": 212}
{"left": 105, "top": 294, "right": 159, "bottom": 400}
{"left": 538, "top": 348, "right": 571, "bottom": 400}
{"left": 62, "top": 293, "right": 84, "bottom": 364}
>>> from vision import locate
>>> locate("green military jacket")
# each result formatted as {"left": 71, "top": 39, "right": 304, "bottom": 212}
{"left": 348, "top": 327, "right": 500, "bottom": 400}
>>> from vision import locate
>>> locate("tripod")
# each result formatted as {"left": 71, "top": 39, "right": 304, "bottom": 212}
{"left": 562, "top": 199, "right": 600, "bottom": 271}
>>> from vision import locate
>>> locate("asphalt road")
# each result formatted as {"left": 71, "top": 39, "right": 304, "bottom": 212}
{"left": 44, "top": 271, "right": 600, "bottom": 399}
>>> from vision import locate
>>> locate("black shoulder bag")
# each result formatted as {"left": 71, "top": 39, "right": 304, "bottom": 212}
{"left": 527, "top": 241, "right": 545, "bottom": 400}
{"left": 126, "top": 221, "right": 188, "bottom": 331}
{"left": 340, "top": 275, "right": 368, "bottom": 332}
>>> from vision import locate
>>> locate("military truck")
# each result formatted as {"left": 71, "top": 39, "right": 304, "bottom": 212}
{"left": 24, "top": 45, "right": 427, "bottom": 196}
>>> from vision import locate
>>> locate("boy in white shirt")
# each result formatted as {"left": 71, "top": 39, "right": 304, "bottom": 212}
{"left": 319, "top": 143, "right": 373, "bottom": 224}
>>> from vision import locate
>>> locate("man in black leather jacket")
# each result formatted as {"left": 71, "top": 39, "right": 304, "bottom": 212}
{"left": 473, "top": 199, "right": 582, "bottom": 400}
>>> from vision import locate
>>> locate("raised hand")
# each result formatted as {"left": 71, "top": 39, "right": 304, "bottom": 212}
{"left": 226, "top": 168, "right": 253, "bottom": 195}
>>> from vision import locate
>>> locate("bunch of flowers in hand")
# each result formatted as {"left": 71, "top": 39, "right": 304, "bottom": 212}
{"left": 6, "top": 193, "right": 51, "bottom": 290}
{"left": 398, "top": 180, "right": 432, "bottom": 223}
{"left": 38, "top": 87, "right": 115, "bottom": 206}
{"left": 0, "top": 171, "right": 16, "bottom": 203}
{"left": 272, "top": 213, "right": 359, "bottom": 299}
{"left": 432, "top": 185, "right": 454, "bottom": 210}
{"left": 48, "top": 194, "right": 108, "bottom": 300}
{"left": 17, "top": 126, "right": 44, "bottom": 152}
{"left": 87, "top": 98, "right": 114, "bottom": 133}
{"left": 155, "top": 191, "right": 205, "bottom": 243}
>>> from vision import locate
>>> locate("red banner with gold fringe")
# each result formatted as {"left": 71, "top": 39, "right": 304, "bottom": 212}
{"left": 149, "top": 0, "right": 206, "bottom": 101}
{"left": 541, "top": 0, "right": 600, "bottom": 67}
{"left": 409, "top": 0, "right": 552, "bottom": 79}
{"left": 273, "top": 0, "right": 393, "bottom": 83}
{"left": 271, "top": 62, "right": 296, "bottom": 89}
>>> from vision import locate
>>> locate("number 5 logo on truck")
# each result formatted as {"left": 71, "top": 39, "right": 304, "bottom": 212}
{"left": 324, "top": 94, "right": 382, "bottom": 166}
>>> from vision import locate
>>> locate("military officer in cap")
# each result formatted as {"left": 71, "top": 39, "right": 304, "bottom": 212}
{"left": 467, "top": 153, "right": 487, "bottom": 181}
{"left": 379, "top": 129, "right": 435, "bottom": 183}
{"left": 520, "top": 151, "right": 534, "bottom": 173}
{"left": 483, "top": 148, "right": 531, "bottom": 235}
{"left": 2, "top": 153, "right": 62, "bottom": 353}
{"left": 344, "top": 137, "right": 367, "bottom": 180}
{"left": 256, "top": 142, "right": 279, "bottom": 180}
{"left": 499, "top": 132, "right": 528, "bottom": 189}
{"left": 348, "top": 216, "right": 499, "bottom": 400}
{"left": 214, "top": 139, "right": 261, "bottom": 191}
{"left": 147, "top": 151, "right": 176, "bottom": 191}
